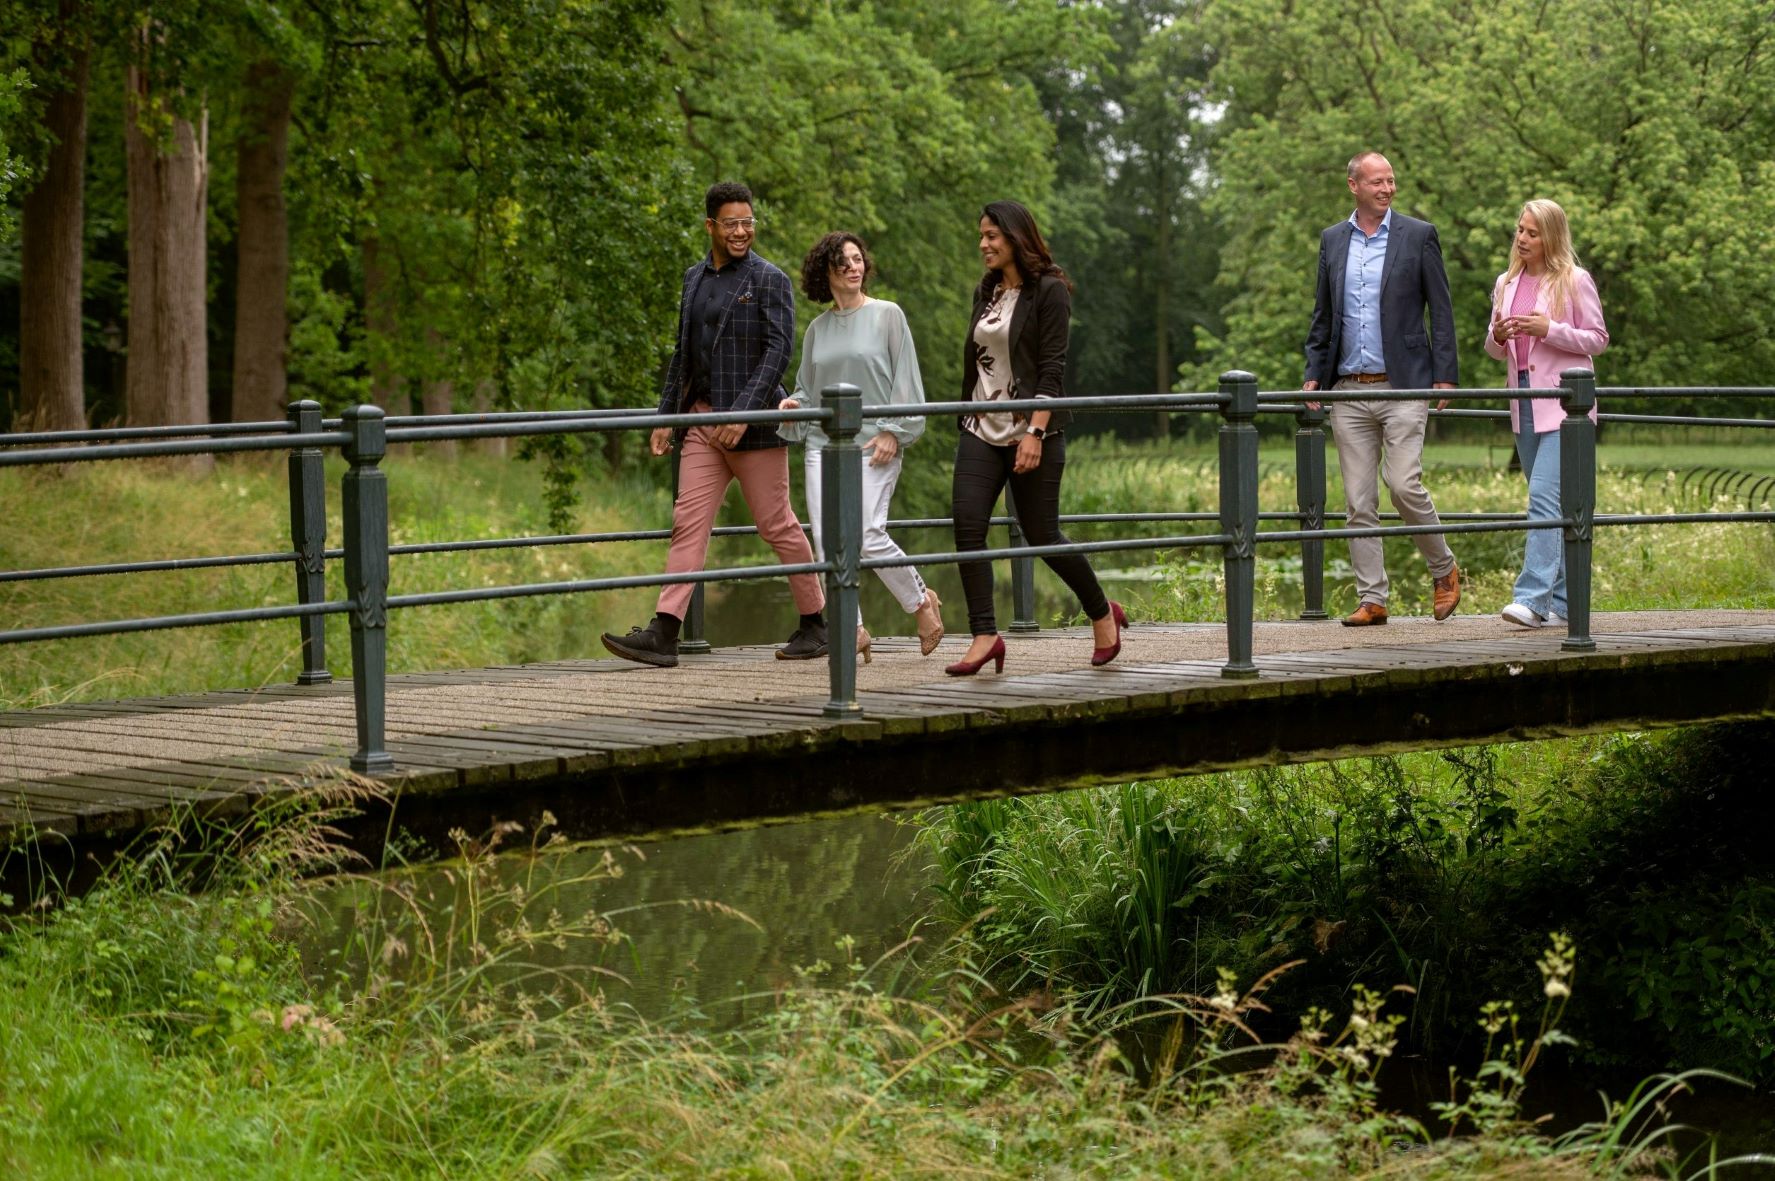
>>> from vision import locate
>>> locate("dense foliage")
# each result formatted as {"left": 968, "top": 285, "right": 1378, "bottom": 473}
{"left": 920, "top": 723, "right": 1775, "bottom": 1088}
{"left": 1189, "top": 0, "right": 1775, "bottom": 400}
{"left": 4, "top": 0, "right": 1773, "bottom": 442}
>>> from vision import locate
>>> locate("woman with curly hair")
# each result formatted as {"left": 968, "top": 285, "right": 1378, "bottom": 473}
{"left": 944, "top": 200, "right": 1125, "bottom": 676}
{"left": 779, "top": 231, "right": 944, "bottom": 662}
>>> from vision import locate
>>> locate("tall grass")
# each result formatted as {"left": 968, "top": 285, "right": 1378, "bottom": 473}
{"left": 4, "top": 780, "right": 1749, "bottom": 1178}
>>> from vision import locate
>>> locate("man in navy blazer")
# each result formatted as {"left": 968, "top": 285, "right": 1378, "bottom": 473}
{"left": 1303, "top": 151, "right": 1462, "bottom": 626}
{"left": 601, "top": 181, "right": 827, "bottom": 668}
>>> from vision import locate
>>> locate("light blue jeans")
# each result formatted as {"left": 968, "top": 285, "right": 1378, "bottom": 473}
{"left": 1513, "top": 414, "right": 1565, "bottom": 620}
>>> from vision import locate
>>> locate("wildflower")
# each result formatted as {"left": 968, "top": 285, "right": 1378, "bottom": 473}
{"left": 1537, "top": 932, "right": 1576, "bottom": 1001}
{"left": 1211, "top": 966, "right": 1240, "bottom": 1013}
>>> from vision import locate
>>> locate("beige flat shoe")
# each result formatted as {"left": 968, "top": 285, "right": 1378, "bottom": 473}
{"left": 914, "top": 589, "right": 944, "bottom": 656}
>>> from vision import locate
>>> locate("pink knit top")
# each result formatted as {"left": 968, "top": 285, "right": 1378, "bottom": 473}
{"left": 1510, "top": 272, "right": 1541, "bottom": 375}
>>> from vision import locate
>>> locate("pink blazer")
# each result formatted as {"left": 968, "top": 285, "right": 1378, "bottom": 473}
{"left": 1483, "top": 266, "right": 1609, "bottom": 433}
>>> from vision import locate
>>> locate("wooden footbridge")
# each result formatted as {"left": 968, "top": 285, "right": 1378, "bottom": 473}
{"left": 7, "top": 373, "right": 1775, "bottom": 862}
{"left": 7, "top": 610, "right": 1775, "bottom": 850}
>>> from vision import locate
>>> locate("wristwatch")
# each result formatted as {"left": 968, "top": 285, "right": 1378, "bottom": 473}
{"left": 1027, "top": 425, "right": 1048, "bottom": 441}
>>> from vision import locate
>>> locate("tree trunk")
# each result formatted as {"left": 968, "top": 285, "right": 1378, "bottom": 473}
{"left": 421, "top": 377, "right": 457, "bottom": 457}
{"left": 472, "top": 378, "right": 507, "bottom": 457}
{"left": 124, "top": 65, "right": 209, "bottom": 428}
{"left": 231, "top": 59, "right": 293, "bottom": 423}
{"left": 362, "top": 234, "right": 404, "bottom": 411}
{"left": 420, "top": 326, "right": 457, "bottom": 458}
{"left": 17, "top": 7, "right": 89, "bottom": 434}
{"left": 1152, "top": 155, "right": 1173, "bottom": 442}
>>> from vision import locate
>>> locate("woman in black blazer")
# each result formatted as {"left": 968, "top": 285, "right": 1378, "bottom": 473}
{"left": 945, "top": 200, "right": 1125, "bottom": 675}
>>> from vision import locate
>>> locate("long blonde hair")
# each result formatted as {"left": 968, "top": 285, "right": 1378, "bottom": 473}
{"left": 1503, "top": 198, "right": 1579, "bottom": 319}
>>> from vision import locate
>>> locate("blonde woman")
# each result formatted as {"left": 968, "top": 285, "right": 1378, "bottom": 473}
{"left": 1484, "top": 199, "right": 1609, "bottom": 629}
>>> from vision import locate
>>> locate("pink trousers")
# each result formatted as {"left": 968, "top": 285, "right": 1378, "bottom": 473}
{"left": 656, "top": 422, "right": 824, "bottom": 619}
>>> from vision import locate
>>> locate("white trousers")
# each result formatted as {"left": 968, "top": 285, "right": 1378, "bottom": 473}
{"left": 803, "top": 445, "right": 929, "bottom": 623}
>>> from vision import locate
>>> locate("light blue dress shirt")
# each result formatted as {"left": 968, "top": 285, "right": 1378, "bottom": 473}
{"left": 1337, "top": 209, "right": 1391, "bottom": 377}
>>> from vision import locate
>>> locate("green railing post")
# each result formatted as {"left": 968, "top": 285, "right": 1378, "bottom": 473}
{"left": 1219, "top": 370, "right": 1260, "bottom": 678}
{"left": 673, "top": 447, "right": 712, "bottom": 654}
{"left": 822, "top": 383, "right": 864, "bottom": 719}
{"left": 1293, "top": 403, "right": 1329, "bottom": 621}
{"left": 342, "top": 405, "right": 394, "bottom": 774}
{"left": 682, "top": 584, "right": 711, "bottom": 653}
{"left": 1558, "top": 368, "right": 1597, "bottom": 652}
{"left": 1007, "top": 505, "right": 1040, "bottom": 633}
{"left": 286, "top": 399, "right": 332, "bottom": 684}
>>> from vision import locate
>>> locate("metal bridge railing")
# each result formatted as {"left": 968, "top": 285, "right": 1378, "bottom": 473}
{"left": 5, "top": 371, "right": 1775, "bottom": 773}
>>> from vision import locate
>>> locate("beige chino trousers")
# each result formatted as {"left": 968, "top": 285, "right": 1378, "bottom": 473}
{"left": 1329, "top": 377, "right": 1456, "bottom": 607}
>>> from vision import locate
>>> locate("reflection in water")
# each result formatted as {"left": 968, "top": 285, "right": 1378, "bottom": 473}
{"left": 305, "top": 811, "right": 934, "bottom": 1028}
{"left": 585, "top": 812, "right": 935, "bottom": 1024}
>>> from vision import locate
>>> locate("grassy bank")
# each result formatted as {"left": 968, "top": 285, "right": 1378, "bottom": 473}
{"left": 0, "top": 793, "right": 1729, "bottom": 1178}
{"left": 0, "top": 452, "right": 677, "bottom": 707}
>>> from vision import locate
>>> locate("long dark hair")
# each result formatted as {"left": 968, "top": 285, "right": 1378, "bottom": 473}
{"left": 977, "top": 200, "right": 1073, "bottom": 299}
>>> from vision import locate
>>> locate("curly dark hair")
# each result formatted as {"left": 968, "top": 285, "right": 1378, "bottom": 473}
{"left": 704, "top": 181, "right": 753, "bottom": 220}
{"left": 800, "top": 231, "right": 873, "bottom": 304}
{"left": 976, "top": 199, "right": 1073, "bottom": 299}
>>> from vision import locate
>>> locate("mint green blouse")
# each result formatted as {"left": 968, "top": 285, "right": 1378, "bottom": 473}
{"left": 778, "top": 299, "right": 926, "bottom": 450}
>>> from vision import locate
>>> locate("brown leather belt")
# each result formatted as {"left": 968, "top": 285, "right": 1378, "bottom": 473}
{"left": 1346, "top": 372, "right": 1389, "bottom": 384}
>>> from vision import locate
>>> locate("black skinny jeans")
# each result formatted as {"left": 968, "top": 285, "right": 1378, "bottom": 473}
{"left": 952, "top": 429, "right": 1109, "bottom": 636}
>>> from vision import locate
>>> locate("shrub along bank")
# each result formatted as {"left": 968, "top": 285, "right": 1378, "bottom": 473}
{"left": 918, "top": 723, "right": 1775, "bottom": 1088}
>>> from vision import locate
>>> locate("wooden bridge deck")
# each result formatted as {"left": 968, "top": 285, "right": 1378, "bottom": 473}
{"left": 5, "top": 610, "right": 1775, "bottom": 849}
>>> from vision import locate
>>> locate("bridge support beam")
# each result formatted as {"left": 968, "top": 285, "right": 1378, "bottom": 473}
{"left": 286, "top": 399, "right": 332, "bottom": 684}
{"left": 822, "top": 384, "right": 864, "bottom": 719}
{"left": 343, "top": 405, "right": 395, "bottom": 773}
{"left": 1219, "top": 370, "right": 1259, "bottom": 677}
{"left": 1559, "top": 369, "right": 1597, "bottom": 652}
{"left": 1294, "top": 403, "right": 1329, "bottom": 620}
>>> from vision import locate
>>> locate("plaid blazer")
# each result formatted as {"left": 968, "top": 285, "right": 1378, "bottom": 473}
{"left": 657, "top": 250, "right": 795, "bottom": 452}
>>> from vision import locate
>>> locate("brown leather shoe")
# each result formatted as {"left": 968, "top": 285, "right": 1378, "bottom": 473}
{"left": 1341, "top": 602, "right": 1389, "bottom": 627}
{"left": 1432, "top": 565, "right": 1462, "bottom": 621}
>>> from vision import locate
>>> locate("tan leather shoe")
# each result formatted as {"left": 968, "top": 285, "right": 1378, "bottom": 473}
{"left": 1432, "top": 565, "right": 1462, "bottom": 621}
{"left": 1341, "top": 602, "right": 1389, "bottom": 627}
{"left": 914, "top": 588, "right": 944, "bottom": 656}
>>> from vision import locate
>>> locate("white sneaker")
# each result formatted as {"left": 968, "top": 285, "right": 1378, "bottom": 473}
{"left": 1544, "top": 613, "right": 1567, "bottom": 630}
{"left": 1501, "top": 603, "right": 1543, "bottom": 629}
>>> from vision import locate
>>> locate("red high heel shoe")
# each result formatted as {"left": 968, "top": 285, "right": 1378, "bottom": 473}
{"left": 1091, "top": 602, "right": 1128, "bottom": 667}
{"left": 945, "top": 635, "right": 1006, "bottom": 677}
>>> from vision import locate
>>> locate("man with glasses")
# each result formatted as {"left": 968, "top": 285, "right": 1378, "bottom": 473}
{"left": 602, "top": 181, "right": 828, "bottom": 667}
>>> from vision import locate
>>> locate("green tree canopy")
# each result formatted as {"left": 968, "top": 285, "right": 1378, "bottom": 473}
{"left": 665, "top": 0, "right": 1099, "bottom": 399}
{"left": 1187, "top": 0, "right": 1775, "bottom": 400}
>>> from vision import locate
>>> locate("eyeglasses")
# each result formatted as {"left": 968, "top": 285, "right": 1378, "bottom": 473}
{"left": 714, "top": 217, "right": 756, "bottom": 230}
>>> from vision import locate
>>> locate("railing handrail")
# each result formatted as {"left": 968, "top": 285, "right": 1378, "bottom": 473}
{"left": 9, "top": 373, "right": 1775, "bottom": 771}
